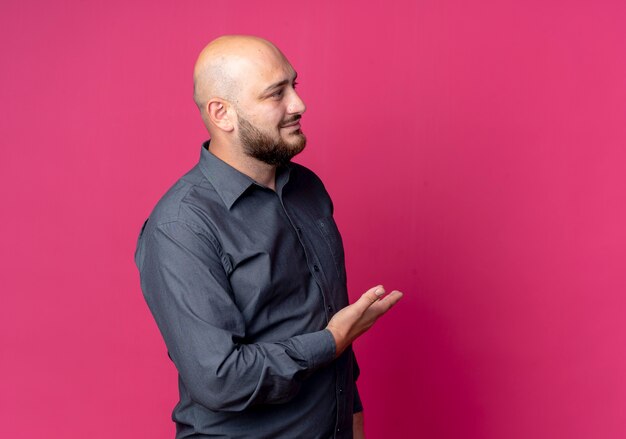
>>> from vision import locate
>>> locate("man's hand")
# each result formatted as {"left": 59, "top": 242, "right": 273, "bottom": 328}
{"left": 326, "top": 285, "right": 403, "bottom": 357}
{"left": 353, "top": 412, "right": 365, "bottom": 439}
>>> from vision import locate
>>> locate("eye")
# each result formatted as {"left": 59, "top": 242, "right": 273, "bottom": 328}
{"left": 270, "top": 89, "right": 284, "bottom": 99}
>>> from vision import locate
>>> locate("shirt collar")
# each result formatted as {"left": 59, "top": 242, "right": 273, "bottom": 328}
{"left": 198, "top": 140, "right": 292, "bottom": 210}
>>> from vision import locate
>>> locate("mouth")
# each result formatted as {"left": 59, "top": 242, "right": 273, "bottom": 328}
{"left": 281, "top": 122, "right": 301, "bottom": 130}
{"left": 281, "top": 116, "right": 302, "bottom": 129}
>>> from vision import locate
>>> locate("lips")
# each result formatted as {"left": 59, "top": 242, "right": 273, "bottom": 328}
{"left": 281, "top": 116, "right": 302, "bottom": 128}
{"left": 281, "top": 121, "right": 301, "bottom": 129}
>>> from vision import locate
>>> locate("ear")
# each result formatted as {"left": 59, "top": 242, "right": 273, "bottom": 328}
{"left": 206, "top": 99, "right": 235, "bottom": 132}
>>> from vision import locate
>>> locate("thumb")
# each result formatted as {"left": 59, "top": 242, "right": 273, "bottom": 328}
{"left": 353, "top": 285, "right": 386, "bottom": 313}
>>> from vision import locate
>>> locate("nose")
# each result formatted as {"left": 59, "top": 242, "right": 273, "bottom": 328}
{"left": 287, "top": 89, "right": 306, "bottom": 114}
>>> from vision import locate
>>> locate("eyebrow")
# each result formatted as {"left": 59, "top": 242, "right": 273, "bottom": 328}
{"left": 261, "top": 72, "right": 298, "bottom": 96}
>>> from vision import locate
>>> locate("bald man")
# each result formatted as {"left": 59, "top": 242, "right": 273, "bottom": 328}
{"left": 135, "top": 35, "right": 402, "bottom": 439}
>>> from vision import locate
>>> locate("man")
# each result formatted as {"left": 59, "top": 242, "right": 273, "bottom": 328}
{"left": 135, "top": 35, "right": 403, "bottom": 438}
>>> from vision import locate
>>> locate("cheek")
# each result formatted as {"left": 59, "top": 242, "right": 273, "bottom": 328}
{"left": 246, "top": 103, "right": 285, "bottom": 128}
{"left": 269, "top": 111, "right": 285, "bottom": 126}
{"left": 257, "top": 105, "right": 284, "bottom": 123}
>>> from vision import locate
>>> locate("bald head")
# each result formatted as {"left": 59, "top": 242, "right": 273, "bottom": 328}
{"left": 193, "top": 36, "right": 289, "bottom": 123}
{"left": 190, "top": 35, "right": 307, "bottom": 175}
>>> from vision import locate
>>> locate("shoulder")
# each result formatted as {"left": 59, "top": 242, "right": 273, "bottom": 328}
{"left": 138, "top": 164, "right": 229, "bottom": 242}
{"left": 135, "top": 165, "right": 228, "bottom": 269}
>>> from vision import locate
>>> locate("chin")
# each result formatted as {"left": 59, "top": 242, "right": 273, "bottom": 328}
{"left": 286, "top": 131, "right": 305, "bottom": 142}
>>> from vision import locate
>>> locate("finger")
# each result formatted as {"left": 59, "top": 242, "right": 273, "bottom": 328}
{"left": 353, "top": 285, "right": 386, "bottom": 313}
{"left": 370, "top": 290, "right": 403, "bottom": 314}
{"left": 381, "top": 290, "right": 403, "bottom": 306}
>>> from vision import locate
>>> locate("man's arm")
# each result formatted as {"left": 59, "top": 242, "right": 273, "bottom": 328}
{"left": 137, "top": 220, "right": 337, "bottom": 412}
{"left": 137, "top": 220, "right": 402, "bottom": 413}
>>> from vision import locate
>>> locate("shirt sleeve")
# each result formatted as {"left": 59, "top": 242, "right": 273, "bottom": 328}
{"left": 136, "top": 219, "right": 337, "bottom": 412}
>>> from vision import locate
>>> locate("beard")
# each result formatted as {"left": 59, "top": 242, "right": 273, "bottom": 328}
{"left": 237, "top": 113, "right": 307, "bottom": 166}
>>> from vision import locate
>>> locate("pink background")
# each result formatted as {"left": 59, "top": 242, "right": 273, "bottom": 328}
{"left": 2, "top": 1, "right": 625, "bottom": 438}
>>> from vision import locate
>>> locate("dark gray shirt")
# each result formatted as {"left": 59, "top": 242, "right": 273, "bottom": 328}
{"left": 135, "top": 142, "right": 361, "bottom": 438}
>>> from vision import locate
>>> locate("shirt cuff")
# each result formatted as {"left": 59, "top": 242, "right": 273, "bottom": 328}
{"left": 292, "top": 329, "right": 336, "bottom": 370}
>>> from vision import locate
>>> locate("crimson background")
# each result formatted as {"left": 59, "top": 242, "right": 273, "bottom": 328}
{"left": 2, "top": 1, "right": 625, "bottom": 438}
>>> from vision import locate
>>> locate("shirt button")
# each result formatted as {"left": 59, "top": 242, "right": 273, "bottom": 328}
{"left": 295, "top": 226, "right": 301, "bottom": 233}
{"left": 327, "top": 305, "right": 332, "bottom": 312}
{"left": 313, "top": 265, "right": 320, "bottom": 272}
{"left": 339, "top": 388, "right": 343, "bottom": 394}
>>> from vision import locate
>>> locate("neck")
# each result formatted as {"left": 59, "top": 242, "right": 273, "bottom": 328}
{"left": 209, "top": 139, "right": 278, "bottom": 190}
{"left": 239, "top": 156, "right": 277, "bottom": 190}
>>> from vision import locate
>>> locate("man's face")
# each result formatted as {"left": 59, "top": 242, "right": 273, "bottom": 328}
{"left": 233, "top": 52, "right": 307, "bottom": 166}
